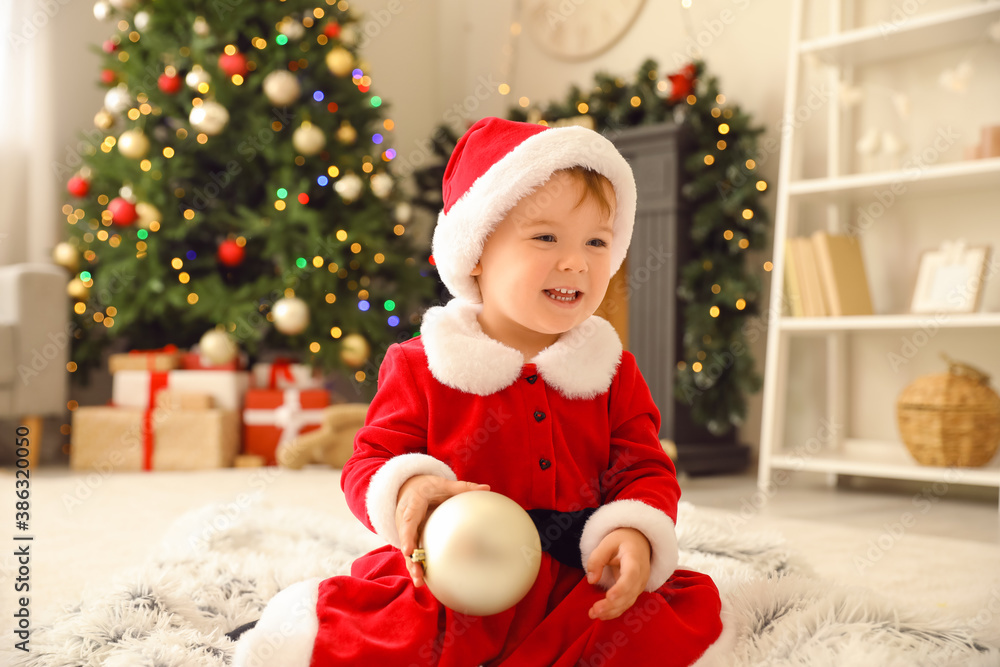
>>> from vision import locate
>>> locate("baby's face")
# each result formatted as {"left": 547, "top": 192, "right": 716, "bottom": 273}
{"left": 471, "top": 170, "right": 615, "bottom": 337}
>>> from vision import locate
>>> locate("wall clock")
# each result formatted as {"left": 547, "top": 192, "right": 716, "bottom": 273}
{"left": 522, "top": 0, "right": 647, "bottom": 62}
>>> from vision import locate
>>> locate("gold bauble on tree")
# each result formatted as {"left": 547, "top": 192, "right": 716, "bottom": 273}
{"left": 118, "top": 129, "right": 150, "bottom": 159}
{"left": 52, "top": 242, "right": 80, "bottom": 272}
{"left": 412, "top": 491, "right": 542, "bottom": 616}
{"left": 339, "top": 333, "right": 371, "bottom": 368}
{"left": 198, "top": 328, "right": 239, "bottom": 365}
{"left": 272, "top": 296, "right": 310, "bottom": 335}
{"left": 94, "top": 109, "right": 115, "bottom": 130}
{"left": 325, "top": 46, "right": 354, "bottom": 77}
{"left": 292, "top": 122, "right": 326, "bottom": 156}
{"left": 67, "top": 278, "right": 90, "bottom": 302}
{"left": 135, "top": 202, "right": 161, "bottom": 229}
{"left": 336, "top": 121, "right": 357, "bottom": 144}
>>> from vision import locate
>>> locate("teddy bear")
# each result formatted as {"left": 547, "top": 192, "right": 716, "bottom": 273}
{"left": 275, "top": 402, "right": 370, "bottom": 469}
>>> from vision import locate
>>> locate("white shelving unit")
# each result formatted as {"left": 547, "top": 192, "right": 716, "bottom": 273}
{"left": 758, "top": 0, "right": 1000, "bottom": 508}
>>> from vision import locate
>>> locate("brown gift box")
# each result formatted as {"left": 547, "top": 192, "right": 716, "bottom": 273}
{"left": 154, "top": 390, "right": 215, "bottom": 410}
{"left": 108, "top": 348, "right": 184, "bottom": 373}
{"left": 70, "top": 405, "right": 239, "bottom": 472}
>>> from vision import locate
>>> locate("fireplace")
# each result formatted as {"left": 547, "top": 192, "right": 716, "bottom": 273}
{"left": 596, "top": 123, "right": 749, "bottom": 475}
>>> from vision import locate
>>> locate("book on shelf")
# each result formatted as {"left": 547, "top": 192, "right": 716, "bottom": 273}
{"left": 811, "top": 231, "right": 874, "bottom": 316}
{"left": 783, "top": 238, "right": 804, "bottom": 317}
{"left": 782, "top": 233, "right": 874, "bottom": 317}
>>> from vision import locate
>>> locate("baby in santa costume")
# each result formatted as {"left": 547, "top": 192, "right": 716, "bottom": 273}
{"left": 233, "top": 117, "right": 735, "bottom": 666}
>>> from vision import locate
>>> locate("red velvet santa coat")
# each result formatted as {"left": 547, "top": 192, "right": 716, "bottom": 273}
{"left": 233, "top": 300, "right": 734, "bottom": 667}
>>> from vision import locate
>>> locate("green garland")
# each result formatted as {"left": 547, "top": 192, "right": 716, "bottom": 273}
{"left": 414, "top": 59, "right": 769, "bottom": 436}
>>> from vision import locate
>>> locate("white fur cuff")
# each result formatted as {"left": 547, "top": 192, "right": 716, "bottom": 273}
{"left": 232, "top": 578, "right": 321, "bottom": 667}
{"left": 579, "top": 499, "right": 679, "bottom": 592}
{"left": 365, "top": 453, "right": 457, "bottom": 547}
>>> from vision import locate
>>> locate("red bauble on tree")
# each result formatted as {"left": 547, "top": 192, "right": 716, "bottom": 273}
{"left": 218, "top": 51, "right": 248, "bottom": 78}
{"left": 217, "top": 239, "right": 245, "bottom": 267}
{"left": 323, "top": 22, "right": 341, "bottom": 38}
{"left": 102, "top": 39, "right": 118, "bottom": 54}
{"left": 107, "top": 197, "right": 138, "bottom": 226}
{"left": 100, "top": 69, "right": 117, "bottom": 85}
{"left": 667, "top": 63, "right": 697, "bottom": 103}
{"left": 158, "top": 73, "right": 183, "bottom": 94}
{"left": 67, "top": 175, "right": 90, "bottom": 198}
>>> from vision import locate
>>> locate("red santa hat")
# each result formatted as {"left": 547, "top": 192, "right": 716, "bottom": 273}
{"left": 431, "top": 117, "right": 637, "bottom": 303}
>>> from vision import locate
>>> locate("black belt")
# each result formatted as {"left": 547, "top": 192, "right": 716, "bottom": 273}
{"left": 526, "top": 508, "right": 597, "bottom": 569}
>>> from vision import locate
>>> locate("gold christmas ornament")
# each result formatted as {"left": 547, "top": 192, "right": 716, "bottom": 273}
{"left": 198, "top": 328, "right": 238, "bottom": 365}
{"left": 94, "top": 109, "right": 115, "bottom": 130}
{"left": 189, "top": 100, "right": 229, "bottom": 135}
{"left": 262, "top": 70, "right": 302, "bottom": 106}
{"left": 339, "top": 333, "right": 371, "bottom": 367}
{"left": 412, "top": 491, "right": 542, "bottom": 616}
{"left": 52, "top": 242, "right": 80, "bottom": 272}
{"left": 325, "top": 47, "right": 354, "bottom": 77}
{"left": 272, "top": 296, "right": 310, "bottom": 335}
{"left": 135, "top": 202, "right": 161, "bottom": 229}
{"left": 117, "top": 129, "right": 150, "bottom": 159}
{"left": 292, "top": 122, "right": 326, "bottom": 156}
{"left": 335, "top": 121, "right": 357, "bottom": 144}
{"left": 67, "top": 278, "right": 90, "bottom": 302}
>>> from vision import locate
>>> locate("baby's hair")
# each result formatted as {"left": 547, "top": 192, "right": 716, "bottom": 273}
{"left": 557, "top": 166, "right": 615, "bottom": 223}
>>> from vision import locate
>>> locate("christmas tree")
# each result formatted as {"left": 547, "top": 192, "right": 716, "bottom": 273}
{"left": 417, "top": 60, "right": 769, "bottom": 437}
{"left": 58, "top": 0, "right": 434, "bottom": 394}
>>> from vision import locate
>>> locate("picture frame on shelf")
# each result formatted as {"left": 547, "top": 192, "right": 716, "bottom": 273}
{"left": 910, "top": 242, "right": 991, "bottom": 314}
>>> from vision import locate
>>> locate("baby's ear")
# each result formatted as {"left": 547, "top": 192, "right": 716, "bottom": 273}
{"left": 470, "top": 261, "right": 483, "bottom": 277}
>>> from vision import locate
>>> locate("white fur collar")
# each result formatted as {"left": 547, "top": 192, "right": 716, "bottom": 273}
{"left": 419, "top": 299, "right": 623, "bottom": 399}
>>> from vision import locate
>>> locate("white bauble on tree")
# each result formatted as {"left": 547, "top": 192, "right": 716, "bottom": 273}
{"left": 190, "top": 101, "right": 229, "bottom": 135}
{"left": 279, "top": 17, "right": 306, "bottom": 40}
{"left": 369, "top": 173, "right": 393, "bottom": 199}
{"left": 395, "top": 201, "right": 413, "bottom": 224}
{"left": 117, "top": 129, "right": 150, "bottom": 159}
{"left": 104, "top": 86, "right": 131, "bottom": 115}
{"left": 325, "top": 47, "right": 354, "bottom": 77}
{"left": 93, "top": 1, "right": 111, "bottom": 21}
{"left": 134, "top": 10, "right": 150, "bottom": 30}
{"left": 199, "top": 329, "right": 239, "bottom": 365}
{"left": 186, "top": 66, "right": 211, "bottom": 89}
{"left": 412, "top": 491, "right": 542, "bottom": 616}
{"left": 334, "top": 173, "right": 363, "bottom": 203}
{"left": 292, "top": 122, "right": 326, "bottom": 156}
{"left": 193, "top": 16, "right": 210, "bottom": 37}
{"left": 272, "top": 297, "right": 310, "bottom": 335}
{"left": 263, "top": 70, "right": 301, "bottom": 106}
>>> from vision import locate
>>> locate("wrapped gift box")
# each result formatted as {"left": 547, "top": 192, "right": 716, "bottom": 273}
{"left": 180, "top": 350, "right": 248, "bottom": 371}
{"left": 108, "top": 346, "right": 183, "bottom": 373}
{"left": 70, "top": 405, "right": 239, "bottom": 472}
{"left": 112, "top": 369, "right": 249, "bottom": 411}
{"left": 251, "top": 361, "right": 323, "bottom": 390}
{"left": 243, "top": 388, "right": 329, "bottom": 465}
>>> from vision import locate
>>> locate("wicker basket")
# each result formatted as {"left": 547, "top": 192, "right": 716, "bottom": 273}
{"left": 896, "top": 356, "right": 1000, "bottom": 467}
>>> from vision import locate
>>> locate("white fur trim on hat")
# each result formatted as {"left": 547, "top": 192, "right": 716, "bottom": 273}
{"left": 420, "top": 298, "right": 623, "bottom": 398}
{"left": 432, "top": 124, "right": 637, "bottom": 303}
{"left": 365, "top": 452, "right": 458, "bottom": 547}
{"left": 579, "top": 499, "right": 679, "bottom": 592}
{"left": 232, "top": 578, "right": 321, "bottom": 667}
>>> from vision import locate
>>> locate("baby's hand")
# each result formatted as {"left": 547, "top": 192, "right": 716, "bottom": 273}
{"left": 395, "top": 474, "right": 490, "bottom": 587}
{"left": 585, "top": 527, "right": 651, "bottom": 621}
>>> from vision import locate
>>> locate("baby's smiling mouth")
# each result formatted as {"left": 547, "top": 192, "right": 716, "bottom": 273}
{"left": 543, "top": 288, "right": 581, "bottom": 302}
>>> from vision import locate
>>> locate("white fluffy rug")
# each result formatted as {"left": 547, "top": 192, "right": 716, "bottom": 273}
{"left": 9, "top": 502, "right": 999, "bottom": 667}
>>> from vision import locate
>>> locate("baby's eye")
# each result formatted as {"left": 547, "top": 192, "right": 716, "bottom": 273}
{"left": 534, "top": 235, "right": 556, "bottom": 242}
{"left": 588, "top": 238, "right": 609, "bottom": 248}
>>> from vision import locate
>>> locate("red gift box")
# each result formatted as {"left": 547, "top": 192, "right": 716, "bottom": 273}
{"left": 243, "top": 388, "right": 329, "bottom": 465}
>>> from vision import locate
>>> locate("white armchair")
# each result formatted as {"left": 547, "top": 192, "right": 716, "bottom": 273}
{"left": 0, "top": 263, "right": 69, "bottom": 463}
